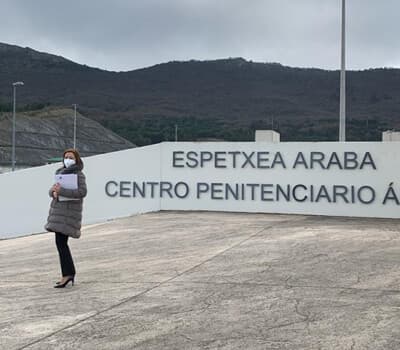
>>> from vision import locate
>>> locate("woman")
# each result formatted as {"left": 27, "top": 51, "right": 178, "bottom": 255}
{"left": 45, "top": 149, "right": 87, "bottom": 288}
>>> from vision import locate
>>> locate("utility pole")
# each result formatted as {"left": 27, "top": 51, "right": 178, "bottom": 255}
{"left": 11, "top": 81, "right": 24, "bottom": 171}
{"left": 175, "top": 124, "right": 178, "bottom": 142}
{"left": 72, "top": 104, "right": 77, "bottom": 149}
{"left": 339, "top": 0, "right": 346, "bottom": 141}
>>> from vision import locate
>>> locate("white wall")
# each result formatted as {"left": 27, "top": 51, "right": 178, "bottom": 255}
{"left": 255, "top": 130, "right": 280, "bottom": 142}
{"left": 1, "top": 142, "right": 400, "bottom": 239}
{"left": 160, "top": 142, "right": 400, "bottom": 218}
{"left": 0, "top": 144, "right": 161, "bottom": 239}
{"left": 382, "top": 131, "right": 400, "bottom": 141}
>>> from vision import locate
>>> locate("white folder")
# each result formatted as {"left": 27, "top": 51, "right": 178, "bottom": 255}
{"left": 55, "top": 174, "right": 79, "bottom": 201}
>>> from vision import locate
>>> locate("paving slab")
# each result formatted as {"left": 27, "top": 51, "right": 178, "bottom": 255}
{"left": 1, "top": 211, "right": 400, "bottom": 349}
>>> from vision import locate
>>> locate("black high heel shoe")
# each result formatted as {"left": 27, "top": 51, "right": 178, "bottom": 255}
{"left": 54, "top": 276, "right": 75, "bottom": 288}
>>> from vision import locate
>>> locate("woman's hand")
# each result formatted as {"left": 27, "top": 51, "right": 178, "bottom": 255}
{"left": 52, "top": 183, "right": 61, "bottom": 198}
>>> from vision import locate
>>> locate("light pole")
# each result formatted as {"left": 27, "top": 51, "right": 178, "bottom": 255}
{"left": 339, "top": 0, "right": 346, "bottom": 141}
{"left": 72, "top": 104, "right": 77, "bottom": 149}
{"left": 12, "top": 81, "right": 24, "bottom": 171}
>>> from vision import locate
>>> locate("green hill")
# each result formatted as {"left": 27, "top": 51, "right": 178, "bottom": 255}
{"left": 1, "top": 42, "right": 399, "bottom": 144}
{"left": 0, "top": 107, "right": 135, "bottom": 168}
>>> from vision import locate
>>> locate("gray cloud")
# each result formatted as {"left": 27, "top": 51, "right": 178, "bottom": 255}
{"left": 1, "top": 0, "right": 399, "bottom": 71}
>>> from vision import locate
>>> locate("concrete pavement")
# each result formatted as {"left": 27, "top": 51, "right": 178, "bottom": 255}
{"left": 1, "top": 211, "right": 400, "bottom": 349}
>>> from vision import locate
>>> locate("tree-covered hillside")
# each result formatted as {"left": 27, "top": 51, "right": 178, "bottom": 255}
{"left": 1, "top": 42, "right": 399, "bottom": 145}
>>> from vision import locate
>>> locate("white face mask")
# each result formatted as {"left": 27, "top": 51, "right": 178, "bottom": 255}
{"left": 64, "top": 158, "right": 76, "bottom": 168}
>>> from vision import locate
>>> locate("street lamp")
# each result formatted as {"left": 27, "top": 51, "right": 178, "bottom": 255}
{"left": 12, "top": 81, "right": 24, "bottom": 171}
{"left": 339, "top": 0, "right": 346, "bottom": 141}
{"left": 72, "top": 104, "right": 77, "bottom": 149}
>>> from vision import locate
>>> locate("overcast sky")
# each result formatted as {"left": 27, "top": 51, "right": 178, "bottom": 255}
{"left": 1, "top": 0, "right": 398, "bottom": 72}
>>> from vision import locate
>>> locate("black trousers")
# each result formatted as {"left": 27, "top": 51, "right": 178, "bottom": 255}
{"left": 55, "top": 232, "right": 76, "bottom": 277}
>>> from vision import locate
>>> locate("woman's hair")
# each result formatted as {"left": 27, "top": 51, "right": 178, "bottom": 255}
{"left": 63, "top": 148, "right": 84, "bottom": 169}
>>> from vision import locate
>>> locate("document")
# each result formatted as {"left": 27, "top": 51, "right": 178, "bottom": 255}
{"left": 55, "top": 174, "right": 79, "bottom": 201}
